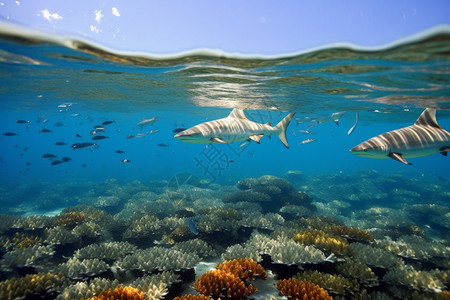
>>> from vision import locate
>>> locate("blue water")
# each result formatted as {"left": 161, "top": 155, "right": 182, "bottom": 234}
{"left": 0, "top": 28, "right": 449, "bottom": 299}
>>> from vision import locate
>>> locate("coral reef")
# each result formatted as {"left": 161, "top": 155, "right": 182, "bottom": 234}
{"left": 53, "top": 211, "right": 86, "bottom": 226}
{"left": 58, "top": 257, "right": 109, "bottom": 279}
{"left": 12, "top": 215, "right": 53, "bottom": 229}
{"left": 335, "top": 260, "right": 378, "bottom": 287}
{"left": 115, "top": 247, "right": 200, "bottom": 272}
{"left": 174, "top": 295, "right": 212, "bottom": 300}
{"left": 330, "top": 224, "right": 374, "bottom": 242}
{"left": 72, "top": 221, "right": 102, "bottom": 238}
{"left": 293, "top": 228, "right": 353, "bottom": 256}
{"left": 89, "top": 286, "right": 145, "bottom": 300}
{"left": 294, "top": 270, "right": 360, "bottom": 296}
{"left": 1, "top": 245, "right": 54, "bottom": 267}
{"left": 351, "top": 242, "right": 403, "bottom": 269}
{"left": 45, "top": 226, "right": 78, "bottom": 245}
{"left": 0, "top": 272, "right": 66, "bottom": 300}
{"left": 194, "top": 269, "right": 256, "bottom": 299}
{"left": 56, "top": 278, "right": 120, "bottom": 300}
{"left": 276, "top": 278, "right": 333, "bottom": 300}
{"left": 74, "top": 241, "right": 137, "bottom": 261}
{"left": 172, "top": 239, "right": 217, "bottom": 258}
{"left": 216, "top": 258, "right": 266, "bottom": 280}
{"left": 131, "top": 271, "right": 178, "bottom": 299}
{"left": 383, "top": 265, "right": 446, "bottom": 293}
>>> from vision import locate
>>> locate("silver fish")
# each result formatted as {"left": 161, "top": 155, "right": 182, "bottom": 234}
{"left": 347, "top": 111, "right": 359, "bottom": 135}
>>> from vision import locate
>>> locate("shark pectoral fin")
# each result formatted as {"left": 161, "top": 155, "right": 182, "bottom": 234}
{"left": 249, "top": 134, "right": 264, "bottom": 144}
{"left": 388, "top": 153, "right": 412, "bottom": 165}
{"left": 210, "top": 137, "right": 228, "bottom": 144}
{"left": 440, "top": 147, "right": 450, "bottom": 156}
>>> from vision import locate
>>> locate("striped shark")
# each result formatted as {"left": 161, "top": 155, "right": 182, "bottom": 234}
{"left": 174, "top": 109, "right": 295, "bottom": 148}
{"left": 350, "top": 108, "right": 450, "bottom": 165}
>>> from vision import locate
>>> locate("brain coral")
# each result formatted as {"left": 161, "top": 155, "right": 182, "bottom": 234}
{"left": 216, "top": 258, "right": 266, "bottom": 280}
{"left": 194, "top": 269, "right": 256, "bottom": 299}
{"left": 276, "top": 278, "right": 333, "bottom": 300}
{"left": 89, "top": 286, "right": 145, "bottom": 300}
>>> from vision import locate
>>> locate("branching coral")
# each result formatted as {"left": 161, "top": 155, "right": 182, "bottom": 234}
{"left": 194, "top": 270, "right": 256, "bottom": 299}
{"left": 123, "top": 215, "right": 161, "bottom": 239}
{"left": 174, "top": 295, "right": 212, "bottom": 300}
{"left": 89, "top": 286, "right": 145, "bottom": 300}
{"left": 58, "top": 257, "right": 109, "bottom": 279}
{"left": 1, "top": 245, "right": 54, "bottom": 267}
{"left": 293, "top": 228, "right": 353, "bottom": 256}
{"left": 335, "top": 260, "right": 378, "bottom": 287}
{"left": 74, "top": 241, "right": 137, "bottom": 261}
{"left": 72, "top": 221, "right": 102, "bottom": 238}
{"left": 330, "top": 225, "right": 374, "bottom": 242}
{"left": 131, "top": 271, "right": 178, "bottom": 299}
{"left": 294, "top": 270, "right": 360, "bottom": 296}
{"left": 216, "top": 258, "right": 266, "bottom": 280}
{"left": 2, "top": 232, "right": 42, "bottom": 249}
{"left": 56, "top": 278, "right": 120, "bottom": 300}
{"left": 12, "top": 215, "right": 53, "bottom": 229}
{"left": 0, "top": 272, "right": 66, "bottom": 300}
{"left": 53, "top": 211, "right": 86, "bottom": 226}
{"left": 351, "top": 242, "right": 403, "bottom": 269}
{"left": 383, "top": 265, "right": 446, "bottom": 293}
{"left": 173, "top": 239, "right": 217, "bottom": 258}
{"left": 276, "top": 278, "right": 333, "bottom": 300}
{"left": 45, "top": 226, "right": 78, "bottom": 245}
{"left": 115, "top": 247, "right": 200, "bottom": 272}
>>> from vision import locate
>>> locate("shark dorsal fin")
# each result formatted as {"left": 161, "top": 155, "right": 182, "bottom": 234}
{"left": 228, "top": 109, "right": 248, "bottom": 120}
{"left": 414, "top": 108, "right": 441, "bottom": 128}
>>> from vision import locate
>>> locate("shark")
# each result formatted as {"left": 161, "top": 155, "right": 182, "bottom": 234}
{"left": 350, "top": 108, "right": 450, "bottom": 165}
{"left": 137, "top": 117, "right": 157, "bottom": 130}
{"left": 174, "top": 109, "right": 295, "bottom": 148}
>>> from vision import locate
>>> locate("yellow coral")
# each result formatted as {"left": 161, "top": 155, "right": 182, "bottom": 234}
{"left": 194, "top": 269, "right": 256, "bottom": 299}
{"left": 216, "top": 258, "right": 266, "bottom": 280}
{"left": 276, "top": 278, "right": 333, "bottom": 300}
{"left": 173, "top": 295, "right": 212, "bottom": 300}
{"left": 330, "top": 225, "right": 374, "bottom": 242}
{"left": 0, "top": 273, "right": 64, "bottom": 300}
{"left": 293, "top": 228, "right": 353, "bottom": 256}
{"left": 53, "top": 212, "right": 86, "bottom": 226}
{"left": 89, "top": 286, "right": 145, "bottom": 300}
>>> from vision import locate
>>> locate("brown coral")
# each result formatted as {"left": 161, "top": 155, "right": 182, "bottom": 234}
{"left": 216, "top": 258, "right": 266, "bottom": 280}
{"left": 330, "top": 225, "right": 374, "bottom": 242}
{"left": 276, "top": 278, "right": 333, "bottom": 300}
{"left": 174, "top": 295, "right": 212, "bottom": 300}
{"left": 53, "top": 212, "right": 86, "bottom": 226}
{"left": 89, "top": 286, "right": 145, "bottom": 300}
{"left": 294, "top": 270, "right": 360, "bottom": 296}
{"left": 293, "top": 228, "right": 353, "bottom": 256}
{"left": 0, "top": 272, "right": 65, "bottom": 300}
{"left": 194, "top": 270, "right": 256, "bottom": 299}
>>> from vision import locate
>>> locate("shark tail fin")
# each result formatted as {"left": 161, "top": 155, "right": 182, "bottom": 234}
{"left": 274, "top": 113, "right": 295, "bottom": 148}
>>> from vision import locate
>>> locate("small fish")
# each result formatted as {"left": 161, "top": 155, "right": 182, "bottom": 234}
{"left": 51, "top": 160, "right": 63, "bottom": 166}
{"left": 90, "top": 130, "right": 104, "bottom": 135}
{"left": 16, "top": 120, "right": 31, "bottom": 124}
{"left": 94, "top": 126, "right": 106, "bottom": 131}
{"left": 147, "top": 129, "right": 160, "bottom": 134}
{"left": 121, "top": 158, "right": 131, "bottom": 164}
{"left": 188, "top": 219, "right": 199, "bottom": 235}
{"left": 299, "top": 138, "right": 316, "bottom": 145}
{"left": 62, "top": 157, "right": 71, "bottom": 162}
{"left": 54, "top": 121, "right": 64, "bottom": 127}
{"left": 23, "top": 147, "right": 29, "bottom": 151}
{"left": 75, "top": 134, "right": 82, "bottom": 138}
{"left": 228, "top": 160, "right": 235, "bottom": 163}
{"left": 101, "top": 121, "right": 115, "bottom": 125}
{"left": 299, "top": 129, "right": 315, "bottom": 135}
{"left": 137, "top": 117, "right": 158, "bottom": 130}
{"left": 135, "top": 133, "right": 147, "bottom": 138}
{"left": 71, "top": 142, "right": 96, "bottom": 149}
{"left": 126, "top": 135, "right": 135, "bottom": 139}
{"left": 157, "top": 143, "right": 169, "bottom": 147}
{"left": 26, "top": 162, "right": 32, "bottom": 166}
{"left": 347, "top": 111, "right": 359, "bottom": 135}
{"left": 82, "top": 163, "right": 87, "bottom": 167}
{"left": 42, "top": 153, "right": 57, "bottom": 159}
{"left": 92, "top": 135, "right": 109, "bottom": 140}
{"left": 55, "top": 141, "right": 67, "bottom": 146}
{"left": 3, "top": 132, "right": 18, "bottom": 136}
{"left": 173, "top": 128, "right": 186, "bottom": 134}
{"left": 39, "top": 128, "right": 52, "bottom": 133}
{"left": 71, "top": 113, "right": 80, "bottom": 117}
{"left": 115, "top": 150, "right": 125, "bottom": 154}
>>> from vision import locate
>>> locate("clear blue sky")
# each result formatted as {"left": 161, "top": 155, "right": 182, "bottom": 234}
{"left": 1, "top": 0, "right": 450, "bottom": 55}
